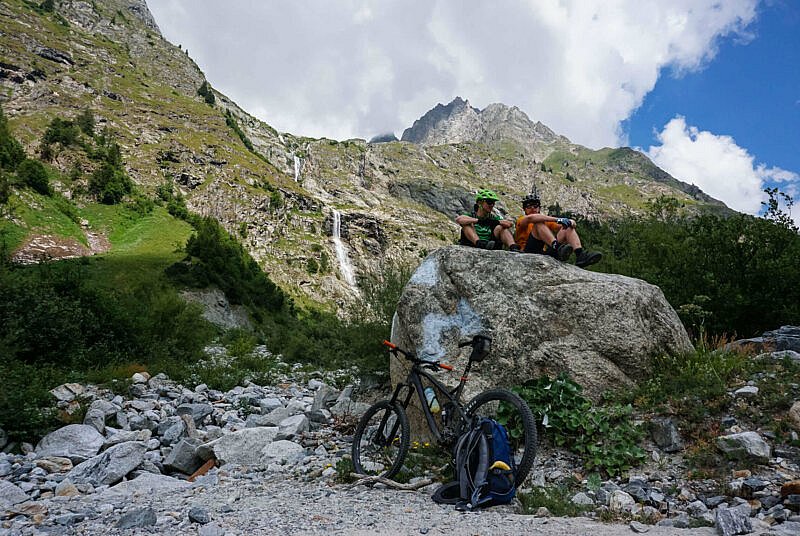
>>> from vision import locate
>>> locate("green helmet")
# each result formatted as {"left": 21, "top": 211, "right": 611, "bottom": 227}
{"left": 475, "top": 188, "right": 499, "bottom": 203}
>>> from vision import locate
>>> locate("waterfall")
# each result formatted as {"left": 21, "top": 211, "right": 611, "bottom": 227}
{"left": 293, "top": 155, "right": 302, "bottom": 182}
{"left": 331, "top": 209, "right": 357, "bottom": 289}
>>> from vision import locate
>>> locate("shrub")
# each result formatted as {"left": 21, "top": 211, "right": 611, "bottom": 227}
{"left": 76, "top": 109, "right": 95, "bottom": 136}
{"left": 0, "top": 171, "right": 10, "bottom": 205}
{"left": 582, "top": 204, "right": 800, "bottom": 337}
{"left": 197, "top": 81, "right": 215, "bottom": 105}
{"left": 168, "top": 216, "right": 287, "bottom": 313}
{"left": 0, "top": 106, "right": 25, "bottom": 171}
{"left": 41, "top": 117, "right": 80, "bottom": 148}
{"left": 17, "top": 159, "right": 50, "bottom": 195}
{"left": 511, "top": 374, "right": 645, "bottom": 476}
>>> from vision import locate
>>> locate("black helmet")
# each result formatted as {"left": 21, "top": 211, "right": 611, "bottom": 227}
{"left": 522, "top": 192, "right": 540, "bottom": 208}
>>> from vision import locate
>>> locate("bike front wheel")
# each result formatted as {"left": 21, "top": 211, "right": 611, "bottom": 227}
{"left": 351, "top": 400, "right": 410, "bottom": 479}
{"left": 464, "top": 388, "right": 538, "bottom": 485}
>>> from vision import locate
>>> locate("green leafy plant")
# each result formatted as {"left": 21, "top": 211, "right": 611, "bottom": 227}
{"left": 519, "top": 485, "right": 592, "bottom": 517}
{"left": 511, "top": 374, "right": 645, "bottom": 476}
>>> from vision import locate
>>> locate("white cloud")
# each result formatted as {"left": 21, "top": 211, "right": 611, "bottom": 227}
{"left": 146, "top": 0, "right": 759, "bottom": 147}
{"left": 645, "top": 116, "right": 800, "bottom": 219}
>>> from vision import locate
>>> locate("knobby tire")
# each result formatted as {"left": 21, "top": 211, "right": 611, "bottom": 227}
{"left": 351, "top": 400, "right": 410, "bottom": 480}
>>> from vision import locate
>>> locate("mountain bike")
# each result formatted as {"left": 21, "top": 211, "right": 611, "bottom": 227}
{"left": 351, "top": 335, "right": 537, "bottom": 484}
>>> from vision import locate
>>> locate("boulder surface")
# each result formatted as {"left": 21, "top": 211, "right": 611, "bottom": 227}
{"left": 391, "top": 247, "right": 692, "bottom": 399}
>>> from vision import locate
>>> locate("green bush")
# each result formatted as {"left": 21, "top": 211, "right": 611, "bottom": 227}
{"left": 168, "top": 217, "right": 287, "bottom": 314}
{"left": 197, "top": 81, "right": 215, "bottom": 106}
{"left": 0, "top": 106, "right": 25, "bottom": 171}
{"left": 41, "top": 117, "right": 80, "bottom": 148}
{"left": 581, "top": 201, "right": 800, "bottom": 338}
{"left": 0, "top": 171, "right": 10, "bottom": 205}
{"left": 76, "top": 109, "right": 95, "bottom": 136}
{"left": 0, "top": 360, "right": 65, "bottom": 444}
{"left": 17, "top": 158, "right": 50, "bottom": 195}
{"left": 0, "top": 261, "right": 214, "bottom": 369}
{"left": 511, "top": 374, "right": 645, "bottom": 476}
{"left": 89, "top": 162, "right": 130, "bottom": 203}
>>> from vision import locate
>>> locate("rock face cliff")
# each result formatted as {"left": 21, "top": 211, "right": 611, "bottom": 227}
{"left": 390, "top": 247, "right": 693, "bottom": 400}
{"left": 0, "top": 0, "right": 729, "bottom": 308}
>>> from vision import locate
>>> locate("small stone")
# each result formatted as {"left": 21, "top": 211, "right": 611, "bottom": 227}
{"left": 54, "top": 480, "right": 80, "bottom": 497}
{"left": 534, "top": 506, "right": 551, "bottom": 517}
{"left": 188, "top": 506, "right": 211, "bottom": 524}
{"left": 571, "top": 492, "right": 594, "bottom": 505}
{"left": 117, "top": 507, "right": 157, "bottom": 529}
{"left": 629, "top": 520, "right": 650, "bottom": 533}
{"left": 131, "top": 371, "right": 151, "bottom": 383}
{"left": 734, "top": 386, "right": 759, "bottom": 397}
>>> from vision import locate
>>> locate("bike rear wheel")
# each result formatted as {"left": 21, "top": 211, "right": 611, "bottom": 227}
{"left": 351, "top": 400, "right": 410, "bottom": 479}
{"left": 463, "top": 388, "right": 537, "bottom": 485}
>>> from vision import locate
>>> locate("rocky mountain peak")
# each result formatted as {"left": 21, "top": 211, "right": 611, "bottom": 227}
{"left": 400, "top": 96, "right": 482, "bottom": 145}
{"left": 400, "top": 97, "right": 568, "bottom": 158}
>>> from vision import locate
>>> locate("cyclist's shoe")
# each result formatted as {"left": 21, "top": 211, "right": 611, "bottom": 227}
{"left": 548, "top": 243, "right": 573, "bottom": 261}
{"left": 576, "top": 250, "right": 602, "bottom": 268}
{"left": 475, "top": 239, "right": 496, "bottom": 250}
{"left": 509, "top": 244, "right": 521, "bottom": 253}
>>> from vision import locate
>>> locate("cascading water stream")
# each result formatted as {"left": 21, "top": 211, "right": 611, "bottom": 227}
{"left": 331, "top": 209, "right": 357, "bottom": 289}
{"left": 293, "top": 155, "right": 302, "bottom": 182}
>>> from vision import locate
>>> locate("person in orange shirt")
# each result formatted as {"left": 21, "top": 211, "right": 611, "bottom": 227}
{"left": 515, "top": 192, "right": 601, "bottom": 268}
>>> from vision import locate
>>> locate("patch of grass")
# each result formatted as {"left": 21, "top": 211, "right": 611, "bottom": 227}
{"left": 519, "top": 485, "right": 591, "bottom": 517}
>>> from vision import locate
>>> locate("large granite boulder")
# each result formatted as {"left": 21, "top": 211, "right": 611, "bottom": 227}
{"left": 391, "top": 247, "right": 692, "bottom": 399}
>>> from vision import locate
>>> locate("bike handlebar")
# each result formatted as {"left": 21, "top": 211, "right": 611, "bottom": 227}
{"left": 382, "top": 340, "right": 453, "bottom": 372}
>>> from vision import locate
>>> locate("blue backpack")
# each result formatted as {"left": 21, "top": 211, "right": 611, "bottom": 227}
{"left": 432, "top": 418, "right": 516, "bottom": 510}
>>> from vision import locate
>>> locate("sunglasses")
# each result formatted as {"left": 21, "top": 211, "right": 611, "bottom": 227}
{"left": 483, "top": 200, "right": 496, "bottom": 205}
{"left": 524, "top": 203, "right": 541, "bottom": 209}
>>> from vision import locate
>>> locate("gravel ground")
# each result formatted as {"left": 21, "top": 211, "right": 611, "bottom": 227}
{"left": 41, "top": 471, "right": 777, "bottom": 536}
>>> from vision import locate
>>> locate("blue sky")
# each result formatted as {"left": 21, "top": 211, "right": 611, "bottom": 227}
{"left": 626, "top": 1, "right": 799, "bottom": 215}
{"left": 149, "top": 0, "right": 798, "bottom": 221}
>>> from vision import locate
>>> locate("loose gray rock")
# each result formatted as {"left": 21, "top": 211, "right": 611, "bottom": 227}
{"left": 716, "top": 431, "right": 771, "bottom": 462}
{"left": 101, "top": 472, "right": 191, "bottom": 499}
{"left": 571, "top": 492, "right": 594, "bottom": 505}
{"left": 0, "top": 480, "right": 29, "bottom": 507}
{"left": 649, "top": 417, "right": 684, "bottom": 453}
{"left": 164, "top": 437, "right": 203, "bottom": 474}
{"left": 188, "top": 506, "right": 211, "bottom": 524}
{"left": 66, "top": 441, "right": 147, "bottom": 486}
{"left": 261, "top": 440, "right": 304, "bottom": 465}
{"left": 117, "top": 507, "right": 157, "bottom": 529}
{"left": 715, "top": 505, "right": 752, "bottom": 536}
{"left": 178, "top": 403, "right": 214, "bottom": 425}
{"left": 35, "top": 424, "right": 103, "bottom": 463}
{"left": 103, "top": 429, "right": 152, "bottom": 449}
{"left": 276, "top": 414, "right": 309, "bottom": 440}
{"left": 258, "top": 397, "right": 283, "bottom": 414}
{"left": 197, "top": 427, "right": 278, "bottom": 466}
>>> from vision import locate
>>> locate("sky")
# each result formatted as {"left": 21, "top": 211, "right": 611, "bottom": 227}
{"left": 146, "top": 0, "right": 799, "bottom": 222}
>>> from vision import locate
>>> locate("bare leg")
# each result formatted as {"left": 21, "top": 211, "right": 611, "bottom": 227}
{"left": 494, "top": 226, "right": 516, "bottom": 247}
{"left": 532, "top": 222, "right": 557, "bottom": 244}
{"left": 461, "top": 225, "right": 479, "bottom": 245}
{"left": 557, "top": 227, "right": 582, "bottom": 249}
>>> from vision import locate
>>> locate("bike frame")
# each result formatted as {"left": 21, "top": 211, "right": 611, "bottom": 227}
{"left": 388, "top": 358, "right": 476, "bottom": 444}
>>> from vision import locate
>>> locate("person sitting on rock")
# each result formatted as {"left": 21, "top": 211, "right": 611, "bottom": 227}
{"left": 456, "top": 189, "right": 520, "bottom": 251}
{"left": 515, "top": 192, "right": 602, "bottom": 267}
